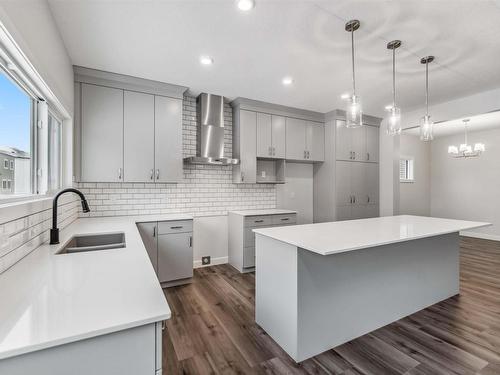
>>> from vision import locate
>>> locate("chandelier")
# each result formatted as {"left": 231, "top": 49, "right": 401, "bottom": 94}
{"left": 448, "top": 119, "right": 485, "bottom": 158}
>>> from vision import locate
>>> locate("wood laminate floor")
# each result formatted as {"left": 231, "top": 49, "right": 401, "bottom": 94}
{"left": 162, "top": 236, "right": 500, "bottom": 375}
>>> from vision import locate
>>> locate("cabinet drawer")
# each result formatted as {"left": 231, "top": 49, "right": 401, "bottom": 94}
{"left": 244, "top": 216, "right": 272, "bottom": 227}
{"left": 243, "top": 246, "right": 255, "bottom": 268}
{"left": 271, "top": 214, "right": 296, "bottom": 225}
{"left": 158, "top": 220, "right": 193, "bottom": 234}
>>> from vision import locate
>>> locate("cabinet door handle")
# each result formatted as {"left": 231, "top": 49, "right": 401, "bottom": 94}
{"left": 367, "top": 195, "right": 370, "bottom": 203}
{"left": 272, "top": 147, "right": 275, "bottom": 156}
{"left": 155, "top": 169, "right": 160, "bottom": 180}
{"left": 353, "top": 195, "right": 356, "bottom": 204}
{"left": 150, "top": 169, "right": 154, "bottom": 180}
{"left": 281, "top": 218, "right": 289, "bottom": 221}
{"left": 254, "top": 220, "right": 264, "bottom": 223}
{"left": 118, "top": 168, "right": 122, "bottom": 180}
{"left": 153, "top": 226, "right": 156, "bottom": 237}
{"left": 353, "top": 151, "right": 356, "bottom": 160}
{"left": 241, "top": 172, "right": 245, "bottom": 182}
{"left": 189, "top": 236, "right": 193, "bottom": 247}
{"left": 307, "top": 151, "right": 310, "bottom": 159}
{"left": 367, "top": 152, "right": 370, "bottom": 161}
{"left": 170, "top": 226, "right": 183, "bottom": 229}
{"left": 304, "top": 150, "right": 306, "bottom": 159}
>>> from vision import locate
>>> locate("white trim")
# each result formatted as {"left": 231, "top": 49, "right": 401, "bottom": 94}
{"left": 460, "top": 230, "right": 500, "bottom": 242}
{"left": 193, "top": 256, "right": 228, "bottom": 269}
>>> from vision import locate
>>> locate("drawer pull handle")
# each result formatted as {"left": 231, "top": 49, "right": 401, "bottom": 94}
{"left": 170, "top": 226, "right": 183, "bottom": 229}
{"left": 281, "top": 218, "right": 290, "bottom": 221}
{"left": 254, "top": 220, "right": 264, "bottom": 223}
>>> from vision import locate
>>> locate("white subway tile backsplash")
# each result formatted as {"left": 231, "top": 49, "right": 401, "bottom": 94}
{"left": 80, "top": 94, "right": 277, "bottom": 218}
{"left": 0, "top": 198, "right": 79, "bottom": 274}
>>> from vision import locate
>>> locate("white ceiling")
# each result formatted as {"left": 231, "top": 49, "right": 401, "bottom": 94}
{"left": 48, "top": 0, "right": 500, "bottom": 116}
{"left": 405, "top": 110, "right": 500, "bottom": 138}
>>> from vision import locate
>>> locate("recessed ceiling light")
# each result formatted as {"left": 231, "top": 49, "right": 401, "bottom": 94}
{"left": 385, "top": 104, "right": 393, "bottom": 110}
{"left": 340, "top": 93, "right": 350, "bottom": 99}
{"left": 200, "top": 55, "right": 214, "bottom": 65}
{"left": 282, "top": 76, "right": 294, "bottom": 86}
{"left": 237, "top": 0, "right": 255, "bottom": 11}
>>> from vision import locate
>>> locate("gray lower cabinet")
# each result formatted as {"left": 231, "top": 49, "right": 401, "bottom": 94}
{"left": 228, "top": 211, "right": 297, "bottom": 273}
{"left": 137, "top": 219, "right": 193, "bottom": 287}
{"left": 0, "top": 323, "right": 163, "bottom": 375}
{"left": 158, "top": 232, "right": 193, "bottom": 284}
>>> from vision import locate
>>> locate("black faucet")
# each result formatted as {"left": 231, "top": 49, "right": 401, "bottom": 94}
{"left": 50, "top": 188, "right": 90, "bottom": 245}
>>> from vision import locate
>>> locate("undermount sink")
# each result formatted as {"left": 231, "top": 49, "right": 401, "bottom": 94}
{"left": 56, "top": 232, "right": 126, "bottom": 254}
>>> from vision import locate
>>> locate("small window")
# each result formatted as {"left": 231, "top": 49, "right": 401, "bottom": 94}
{"left": 400, "top": 158, "right": 414, "bottom": 182}
{"left": 7, "top": 180, "right": 11, "bottom": 189}
{"left": 3, "top": 159, "right": 8, "bottom": 169}
{"left": 1, "top": 179, "right": 6, "bottom": 189}
{"left": 48, "top": 112, "right": 62, "bottom": 192}
{"left": 10, "top": 160, "right": 14, "bottom": 170}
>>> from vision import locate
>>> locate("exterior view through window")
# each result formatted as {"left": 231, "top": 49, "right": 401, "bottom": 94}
{"left": 0, "top": 69, "right": 32, "bottom": 198}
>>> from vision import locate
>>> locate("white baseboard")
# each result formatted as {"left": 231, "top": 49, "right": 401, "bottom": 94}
{"left": 193, "top": 256, "right": 228, "bottom": 269}
{"left": 460, "top": 230, "right": 500, "bottom": 242}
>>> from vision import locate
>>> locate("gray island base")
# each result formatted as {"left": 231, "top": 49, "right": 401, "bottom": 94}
{"left": 254, "top": 215, "right": 489, "bottom": 362}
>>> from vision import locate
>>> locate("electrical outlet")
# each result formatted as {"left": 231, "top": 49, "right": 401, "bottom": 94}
{"left": 202, "top": 256, "right": 211, "bottom": 265}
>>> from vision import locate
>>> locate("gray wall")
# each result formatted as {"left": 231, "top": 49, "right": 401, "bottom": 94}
{"left": 399, "top": 134, "right": 431, "bottom": 216}
{"left": 430, "top": 127, "right": 500, "bottom": 239}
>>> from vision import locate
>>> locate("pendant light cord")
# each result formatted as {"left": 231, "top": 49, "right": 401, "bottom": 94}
{"left": 392, "top": 48, "right": 396, "bottom": 107}
{"left": 425, "top": 61, "right": 429, "bottom": 116}
{"left": 351, "top": 28, "right": 356, "bottom": 96}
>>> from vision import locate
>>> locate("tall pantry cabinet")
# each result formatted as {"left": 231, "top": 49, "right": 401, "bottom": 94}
{"left": 313, "top": 110, "right": 381, "bottom": 223}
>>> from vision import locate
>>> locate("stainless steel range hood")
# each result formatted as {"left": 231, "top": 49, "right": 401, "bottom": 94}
{"left": 184, "top": 93, "right": 239, "bottom": 165}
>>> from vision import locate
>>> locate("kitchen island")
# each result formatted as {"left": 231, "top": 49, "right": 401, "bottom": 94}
{"left": 253, "top": 215, "right": 489, "bottom": 362}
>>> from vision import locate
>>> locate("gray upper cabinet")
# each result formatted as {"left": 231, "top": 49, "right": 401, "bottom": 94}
{"left": 272, "top": 115, "right": 286, "bottom": 158}
{"left": 76, "top": 67, "right": 187, "bottom": 183}
{"left": 285, "top": 118, "right": 307, "bottom": 160}
{"left": 286, "top": 118, "right": 324, "bottom": 162}
{"left": 124, "top": 91, "right": 155, "bottom": 182}
{"left": 233, "top": 109, "right": 257, "bottom": 183}
{"left": 81, "top": 83, "right": 124, "bottom": 182}
{"left": 154, "top": 96, "right": 183, "bottom": 182}
{"left": 336, "top": 120, "right": 379, "bottom": 162}
{"left": 306, "top": 121, "right": 325, "bottom": 162}
{"left": 256, "top": 113, "right": 286, "bottom": 159}
{"left": 256, "top": 112, "right": 272, "bottom": 158}
{"left": 365, "top": 125, "right": 379, "bottom": 163}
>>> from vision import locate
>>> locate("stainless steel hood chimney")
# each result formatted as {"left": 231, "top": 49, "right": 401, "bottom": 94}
{"left": 184, "top": 93, "right": 239, "bottom": 165}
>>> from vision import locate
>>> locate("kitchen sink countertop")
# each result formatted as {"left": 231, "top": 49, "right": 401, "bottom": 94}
{"left": 0, "top": 214, "right": 192, "bottom": 360}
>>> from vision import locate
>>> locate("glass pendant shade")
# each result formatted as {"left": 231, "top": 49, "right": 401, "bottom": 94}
{"left": 474, "top": 143, "right": 485, "bottom": 153}
{"left": 386, "top": 106, "right": 402, "bottom": 135}
{"left": 420, "top": 114, "right": 433, "bottom": 141}
{"left": 448, "top": 145, "right": 458, "bottom": 155}
{"left": 345, "top": 94, "right": 363, "bottom": 128}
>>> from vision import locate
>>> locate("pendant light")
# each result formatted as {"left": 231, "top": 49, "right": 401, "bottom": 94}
{"left": 448, "top": 119, "right": 486, "bottom": 158}
{"left": 386, "top": 40, "right": 402, "bottom": 135}
{"left": 344, "top": 20, "right": 363, "bottom": 128}
{"left": 420, "top": 56, "right": 434, "bottom": 141}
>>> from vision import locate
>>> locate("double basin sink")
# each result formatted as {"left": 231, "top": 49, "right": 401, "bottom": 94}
{"left": 57, "top": 232, "right": 126, "bottom": 254}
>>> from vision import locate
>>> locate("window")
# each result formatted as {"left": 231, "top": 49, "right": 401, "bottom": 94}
{"left": 0, "top": 68, "right": 32, "bottom": 197}
{"left": 48, "top": 112, "right": 62, "bottom": 192}
{"left": 400, "top": 158, "right": 414, "bottom": 182}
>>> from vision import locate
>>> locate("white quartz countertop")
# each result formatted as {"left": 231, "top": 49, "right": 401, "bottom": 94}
{"left": 229, "top": 209, "right": 296, "bottom": 216}
{"left": 253, "top": 215, "right": 490, "bottom": 256}
{"left": 0, "top": 214, "right": 192, "bottom": 360}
